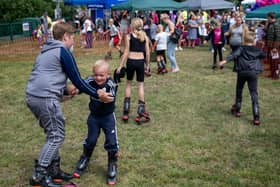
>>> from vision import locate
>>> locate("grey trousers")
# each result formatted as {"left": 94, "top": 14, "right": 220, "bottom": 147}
{"left": 26, "top": 95, "right": 65, "bottom": 167}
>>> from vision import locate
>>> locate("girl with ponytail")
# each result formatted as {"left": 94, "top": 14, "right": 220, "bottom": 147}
{"left": 117, "top": 17, "right": 151, "bottom": 124}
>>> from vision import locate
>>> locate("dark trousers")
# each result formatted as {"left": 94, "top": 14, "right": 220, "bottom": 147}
{"left": 86, "top": 31, "right": 93, "bottom": 48}
{"left": 84, "top": 113, "right": 118, "bottom": 152}
{"left": 235, "top": 72, "right": 259, "bottom": 117}
{"left": 213, "top": 43, "right": 223, "bottom": 65}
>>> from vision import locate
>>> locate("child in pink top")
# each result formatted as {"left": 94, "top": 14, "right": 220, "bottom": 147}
{"left": 207, "top": 22, "right": 225, "bottom": 69}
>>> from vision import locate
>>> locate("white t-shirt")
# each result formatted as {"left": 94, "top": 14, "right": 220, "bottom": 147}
{"left": 155, "top": 32, "right": 168, "bottom": 50}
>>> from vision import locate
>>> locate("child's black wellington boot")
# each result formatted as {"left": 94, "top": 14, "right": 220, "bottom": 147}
{"left": 252, "top": 103, "right": 260, "bottom": 126}
{"left": 48, "top": 157, "right": 73, "bottom": 183}
{"left": 73, "top": 146, "right": 93, "bottom": 178}
{"left": 135, "top": 100, "right": 150, "bottom": 125}
{"left": 122, "top": 97, "right": 130, "bottom": 121}
{"left": 107, "top": 151, "right": 118, "bottom": 185}
{"left": 30, "top": 161, "right": 61, "bottom": 187}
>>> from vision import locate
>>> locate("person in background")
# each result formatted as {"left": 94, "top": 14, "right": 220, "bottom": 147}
{"left": 104, "top": 18, "right": 123, "bottom": 59}
{"left": 161, "top": 12, "right": 180, "bottom": 73}
{"left": 219, "top": 32, "right": 265, "bottom": 126}
{"left": 117, "top": 18, "right": 151, "bottom": 124}
{"left": 187, "top": 14, "right": 199, "bottom": 48}
{"left": 265, "top": 12, "right": 280, "bottom": 79}
{"left": 207, "top": 22, "right": 225, "bottom": 69}
{"left": 154, "top": 24, "right": 168, "bottom": 74}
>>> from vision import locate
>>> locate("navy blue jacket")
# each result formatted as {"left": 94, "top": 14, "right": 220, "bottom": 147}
{"left": 84, "top": 76, "right": 117, "bottom": 117}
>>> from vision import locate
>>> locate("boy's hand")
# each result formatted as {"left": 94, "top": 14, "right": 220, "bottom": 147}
{"left": 67, "top": 85, "right": 79, "bottom": 96}
{"left": 98, "top": 89, "right": 114, "bottom": 103}
{"left": 219, "top": 60, "right": 226, "bottom": 66}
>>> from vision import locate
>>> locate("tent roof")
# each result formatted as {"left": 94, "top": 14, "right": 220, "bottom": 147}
{"left": 246, "top": 3, "right": 280, "bottom": 19}
{"left": 64, "top": 0, "right": 127, "bottom": 8}
{"left": 111, "top": 0, "right": 182, "bottom": 11}
{"left": 182, "top": 0, "right": 234, "bottom": 10}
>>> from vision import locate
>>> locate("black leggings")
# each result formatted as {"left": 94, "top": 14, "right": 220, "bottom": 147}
{"left": 236, "top": 72, "right": 258, "bottom": 105}
{"left": 126, "top": 58, "right": 145, "bottom": 82}
{"left": 213, "top": 44, "right": 223, "bottom": 65}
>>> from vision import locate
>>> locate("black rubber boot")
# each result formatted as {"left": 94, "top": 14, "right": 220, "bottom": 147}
{"left": 135, "top": 100, "right": 150, "bottom": 125}
{"left": 30, "top": 161, "right": 61, "bottom": 187}
{"left": 231, "top": 98, "right": 241, "bottom": 117}
{"left": 122, "top": 97, "right": 130, "bottom": 121}
{"left": 105, "top": 52, "right": 112, "bottom": 60}
{"left": 157, "top": 61, "right": 163, "bottom": 74}
{"left": 107, "top": 151, "right": 118, "bottom": 185}
{"left": 160, "top": 60, "right": 168, "bottom": 73}
{"left": 48, "top": 157, "right": 73, "bottom": 183}
{"left": 73, "top": 146, "right": 93, "bottom": 178}
{"left": 252, "top": 103, "right": 260, "bottom": 125}
{"left": 137, "top": 100, "right": 145, "bottom": 115}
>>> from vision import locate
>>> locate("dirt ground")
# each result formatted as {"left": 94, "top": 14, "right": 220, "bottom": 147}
{"left": 0, "top": 36, "right": 114, "bottom": 62}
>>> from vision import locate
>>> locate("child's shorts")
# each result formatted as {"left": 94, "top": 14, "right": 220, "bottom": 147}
{"left": 156, "top": 50, "right": 166, "bottom": 56}
{"left": 126, "top": 58, "right": 145, "bottom": 82}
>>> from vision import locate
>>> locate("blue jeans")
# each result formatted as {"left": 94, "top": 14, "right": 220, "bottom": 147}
{"left": 84, "top": 113, "right": 119, "bottom": 152}
{"left": 167, "top": 41, "right": 179, "bottom": 70}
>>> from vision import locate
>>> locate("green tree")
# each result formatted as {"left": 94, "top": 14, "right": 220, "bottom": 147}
{"left": 0, "top": 0, "right": 75, "bottom": 22}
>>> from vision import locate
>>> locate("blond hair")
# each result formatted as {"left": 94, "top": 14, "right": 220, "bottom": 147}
{"left": 53, "top": 22, "right": 75, "bottom": 40}
{"left": 244, "top": 31, "right": 255, "bottom": 45}
{"left": 131, "top": 18, "right": 146, "bottom": 42}
{"left": 93, "top": 59, "right": 110, "bottom": 72}
{"left": 156, "top": 24, "right": 163, "bottom": 33}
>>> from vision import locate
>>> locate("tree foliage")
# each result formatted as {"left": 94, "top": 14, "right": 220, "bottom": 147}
{"left": 0, "top": 0, "right": 75, "bottom": 22}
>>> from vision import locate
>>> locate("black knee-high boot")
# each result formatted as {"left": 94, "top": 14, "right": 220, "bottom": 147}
{"left": 30, "top": 161, "right": 61, "bottom": 187}
{"left": 160, "top": 60, "right": 167, "bottom": 73}
{"left": 48, "top": 157, "right": 73, "bottom": 183}
{"left": 73, "top": 146, "right": 93, "bottom": 178}
{"left": 122, "top": 97, "right": 130, "bottom": 121}
{"left": 157, "top": 61, "right": 163, "bottom": 73}
{"left": 107, "top": 151, "right": 118, "bottom": 185}
{"left": 252, "top": 102, "right": 260, "bottom": 125}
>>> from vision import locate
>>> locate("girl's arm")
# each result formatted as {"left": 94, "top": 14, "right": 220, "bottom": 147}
{"left": 145, "top": 35, "right": 150, "bottom": 66}
{"left": 117, "top": 34, "right": 130, "bottom": 72}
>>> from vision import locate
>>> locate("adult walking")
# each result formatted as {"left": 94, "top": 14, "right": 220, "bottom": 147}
{"left": 227, "top": 15, "right": 248, "bottom": 58}
{"left": 161, "top": 13, "right": 180, "bottom": 73}
{"left": 265, "top": 12, "right": 280, "bottom": 79}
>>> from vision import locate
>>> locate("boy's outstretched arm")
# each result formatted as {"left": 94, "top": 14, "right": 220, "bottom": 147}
{"left": 60, "top": 47, "right": 114, "bottom": 103}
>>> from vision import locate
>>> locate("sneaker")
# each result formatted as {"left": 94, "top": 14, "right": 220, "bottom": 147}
{"left": 222, "top": 47, "right": 227, "bottom": 51}
{"left": 175, "top": 47, "right": 178, "bottom": 51}
{"left": 178, "top": 47, "right": 183, "bottom": 51}
{"left": 211, "top": 49, "right": 214, "bottom": 53}
{"left": 171, "top": 68, "right": 180, "bottom": 73}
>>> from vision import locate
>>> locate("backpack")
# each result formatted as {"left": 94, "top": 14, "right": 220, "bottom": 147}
{"left": 170, "top": 28, "right": 182, "bottom": 44}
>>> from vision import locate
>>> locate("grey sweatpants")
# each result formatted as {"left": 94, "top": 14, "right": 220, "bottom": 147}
{"left": 26, "top": 94, "right": 65, "bottom": 167}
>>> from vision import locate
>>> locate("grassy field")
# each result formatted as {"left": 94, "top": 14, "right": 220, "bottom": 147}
{"left": 0, "top": 44, "right": 280, "bottom": 187}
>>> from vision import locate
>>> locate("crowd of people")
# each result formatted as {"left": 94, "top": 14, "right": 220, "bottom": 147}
{"left": 25, "top": 8, "right": 280, "bottom": 187}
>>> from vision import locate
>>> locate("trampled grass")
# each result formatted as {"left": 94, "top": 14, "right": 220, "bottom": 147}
{"left": 0, "top": 45, "right": 279, "bottom": 187}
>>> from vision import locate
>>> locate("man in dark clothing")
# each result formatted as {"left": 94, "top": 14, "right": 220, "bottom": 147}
{"left": 265, "top": 12, "right": 280, "bottom": 79}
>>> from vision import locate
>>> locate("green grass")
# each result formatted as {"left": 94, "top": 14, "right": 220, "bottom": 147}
{"left": 0, "top": 46, "right": 280, "bottom": 187}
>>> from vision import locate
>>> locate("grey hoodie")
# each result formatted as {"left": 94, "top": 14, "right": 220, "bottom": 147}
{"left": 26, "top": 40, "right": 98, "bottom": 99}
